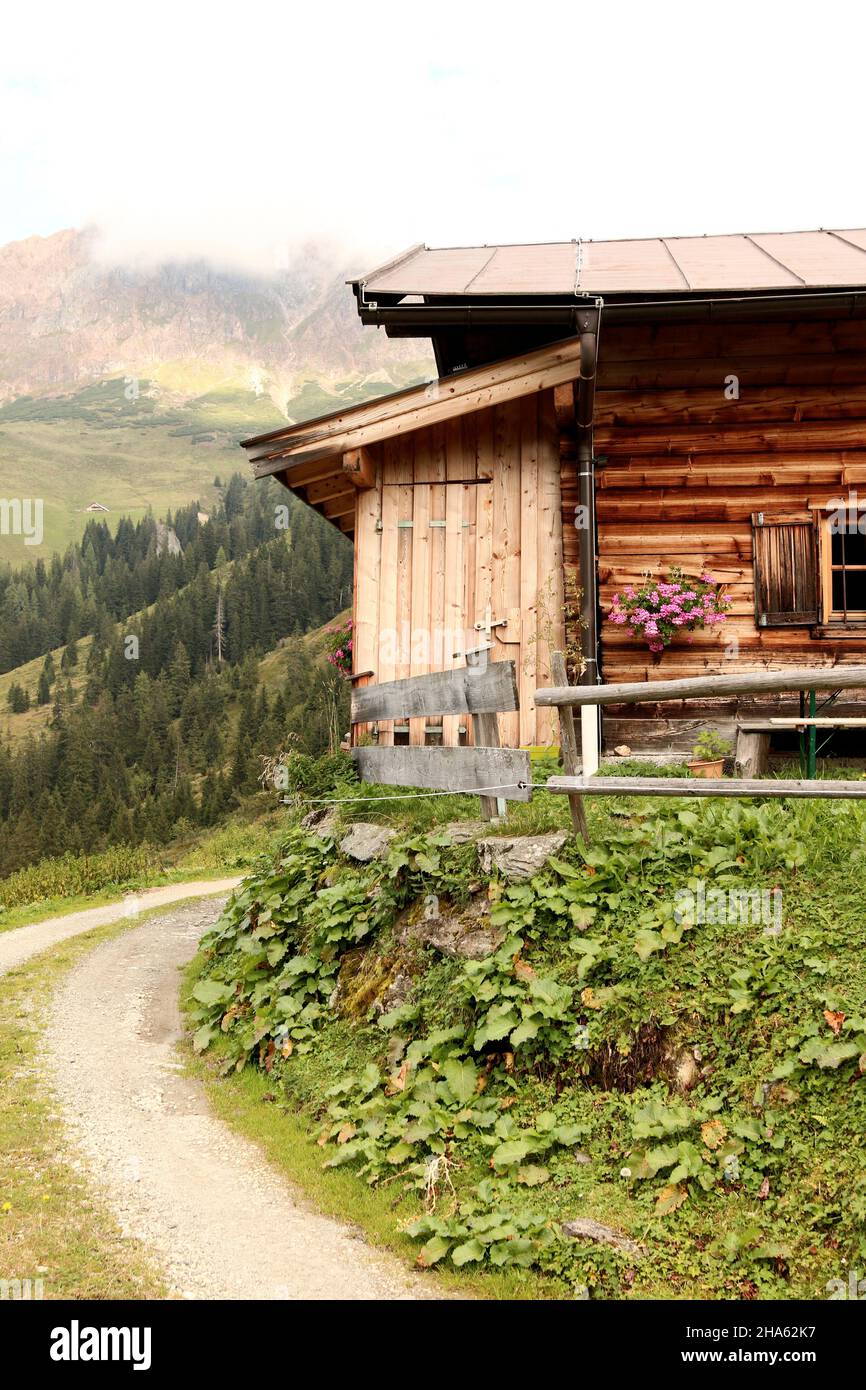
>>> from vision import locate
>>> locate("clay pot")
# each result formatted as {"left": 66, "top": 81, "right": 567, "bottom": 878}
{"left": 687, "top": 758, "right": 725, "bottom": 778}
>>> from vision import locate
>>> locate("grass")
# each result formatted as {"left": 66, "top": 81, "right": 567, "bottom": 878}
{"left": 0, "top": 915, "right": 168, "bottom": 1299}
{"left": 0, "top": 362, "right": 429, "bottom": 565}
{"left": 0, "top": 807, "right": 282, "bottom": 930}
{"left": 0, "top": 375, "right": 284, "bottom": 563}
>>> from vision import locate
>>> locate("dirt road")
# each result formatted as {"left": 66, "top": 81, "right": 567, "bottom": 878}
{"left": 0, "top": 879, "right": 243, "bottom": 978}
{"left": 42, "top": 895, "right": 435, "bottom": 1300}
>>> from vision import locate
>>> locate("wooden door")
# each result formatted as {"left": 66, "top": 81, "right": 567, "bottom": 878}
{"left": 352, "top": 398, "right": 565, "bottom": 748}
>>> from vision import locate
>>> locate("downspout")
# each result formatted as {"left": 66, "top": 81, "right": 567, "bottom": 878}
{"left": 574, "top": 302, "right": 602, "bottom": 769}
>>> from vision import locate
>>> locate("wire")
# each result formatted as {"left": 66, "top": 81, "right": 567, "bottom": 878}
{"left": 288, "top": 780, "right": 535, "bottom": 806}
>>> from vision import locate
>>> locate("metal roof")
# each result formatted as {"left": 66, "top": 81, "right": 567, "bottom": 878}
{"left": 354, "top": 230, "right": 866, "bottom": 299}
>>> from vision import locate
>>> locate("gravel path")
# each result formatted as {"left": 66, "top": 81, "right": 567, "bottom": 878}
{"left": 0, "top": 879, "right": 243, "bottom": 978}
{"left": 43, "top": 895, "right": 437, "bottom": 1301}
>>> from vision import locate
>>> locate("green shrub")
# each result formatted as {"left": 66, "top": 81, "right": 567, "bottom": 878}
{"left": 0, "top": 843, "right": 161, "bottom": 911}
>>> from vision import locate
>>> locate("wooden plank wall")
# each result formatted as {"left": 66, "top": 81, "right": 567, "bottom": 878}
{"left": 352, "top": 393, "right": 565, "bottom": 748}
{"left": 593, "top": 315, "right": 866, "bottom": 747}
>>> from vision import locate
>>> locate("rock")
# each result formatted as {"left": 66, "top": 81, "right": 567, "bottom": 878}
{"left": 614, "top": 744, "right": 632, "bottom": 757}
{"left": 331, "top": 946, "right": 416, "bottom": 1018}
{"left": 442, "top": 820, "right": 490, "bottom": 845}
{"left": 378, "top": 971, "right": 414, "bottom": 1013}
{"left": 398, "top": 893, "right": 505, "bottom": 960}
{"left": 662, "top": 1042, "right": 700, "bottom": 1094}
{"left": 339, "top": 822, "right": 397, "bottom": 862}
{"left": 573, "top": 1151, "right": 592, "bottom": 1165}
{"left": 561, "top": 1217, "right": 645, "bottom": 1259}
{"left": 301, "top": 806, "right": 340, "bottom": 838}
{"left": 477, "top": 831, "right": 569, "bottom": 882}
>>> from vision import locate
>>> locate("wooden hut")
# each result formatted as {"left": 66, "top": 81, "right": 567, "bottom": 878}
{"left": 242, "top": 229, "right": 866, "bottom": 754}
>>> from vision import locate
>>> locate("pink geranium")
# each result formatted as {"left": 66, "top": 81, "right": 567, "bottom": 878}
{"left": 607, "top": 566, "right": 731, "bottom": 655}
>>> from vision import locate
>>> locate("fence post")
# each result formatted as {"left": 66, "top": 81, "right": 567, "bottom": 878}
{"left": 466, "top": 650, "right": 503, "bottom": 821}
{"left": 550, "top": 651, "right": 589, "bottom": 845}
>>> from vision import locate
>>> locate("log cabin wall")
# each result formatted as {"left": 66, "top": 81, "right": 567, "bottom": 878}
{"left": 593, "top": 313, "right": 866, "bottom": 750}
{"left": 352, "top": 392, "right": 565, "bottom": 749}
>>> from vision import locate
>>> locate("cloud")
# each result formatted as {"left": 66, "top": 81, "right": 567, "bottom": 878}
{"left": 1, "top": 0, "right": 864, "bottom": 270}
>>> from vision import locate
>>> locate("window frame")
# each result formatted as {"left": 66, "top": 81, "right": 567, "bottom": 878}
{"left": 818, "top": 507, "right": 866, "bottom": 625}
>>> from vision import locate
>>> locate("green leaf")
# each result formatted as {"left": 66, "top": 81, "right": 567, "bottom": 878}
{"left": 474, "top": 1010, "right": 519, "bottom": 1048}
{"left": 442, "top": 1058, "right": 478, "bottom": 1105}
{"left": 634, "top": 929, "right": 666, "bottom": 961}
{"left": 281, "top": 953, "right": 317, "bottom": 976}
{"left": 529, "top": 977, "right": 571, "bottom": 1008}
{"left": 192, "top": 1024, "right": 216, "bottom": 1053}
{"left": 799, "top": 1039, "right": 860, "bottom": 1069}
{"left": 192, "top": 980, "right": 232, "bottom": 1007}
{"left": 451, "top": 1238, "right": 485, "bottom": 1266}
{"left": 417, "top": 1235, "right": 451, "bottom": 1266}
{"left": 509, "top": 1019, "right": 540, "bottom": 1047}
{"left": 516, "top": 1164, "right": 550, "bottom": 1186}
{"left": 491, "top": 1139, "right": 532, "bottom": 1168}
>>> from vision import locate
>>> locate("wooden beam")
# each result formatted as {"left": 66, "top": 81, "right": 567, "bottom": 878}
{"left": 536, "top": 664, "right": 866, "bottom": 709}
{"left": 351, "top": 660, "right": 519, "bottom": 724}
{"left": 353, "top": 745, "right": 531, "bottom": 801}
{"left": 343, "top": 446, "right": 377, "bottom": 489}
{"left": 546, "top": 775, "right": 866, "bottom": 800}
{"left": 322, "top": 495, "right": 357, "bottom": 521}
{"left": 305, "top": 474, "right": 359, "bottom": 505}
{"left": 244, "top": 337, "right": 584, "bottom": 478}
{"left": 767, "top": 717, "right": 866, "bottom": 727}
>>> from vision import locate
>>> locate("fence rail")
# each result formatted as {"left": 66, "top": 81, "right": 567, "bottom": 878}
{"left": 350, "top": 658, "right": 523, "bottom": 819}
{"left": 535, "top": 664, "right": 866, "bottom": 709}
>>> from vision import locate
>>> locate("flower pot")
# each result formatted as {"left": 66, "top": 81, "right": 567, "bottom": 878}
{"left": 687, "top": 758, "right": 725, "bottom": 779}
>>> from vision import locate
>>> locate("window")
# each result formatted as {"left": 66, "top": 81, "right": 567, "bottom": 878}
{"left": 821, "top": 515, "right": 866, "bottom": 621}
{"left": 752, "top": 510, "right": 866, "bottom": 631}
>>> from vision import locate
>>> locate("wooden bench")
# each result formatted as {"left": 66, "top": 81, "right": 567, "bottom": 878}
{"left": 736, "top": 713, "right": 866, "bottom": 780}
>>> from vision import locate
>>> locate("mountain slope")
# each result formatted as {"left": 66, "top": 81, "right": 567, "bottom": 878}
{"left": 0, "top": 228, "right": 432, "bottom": 560}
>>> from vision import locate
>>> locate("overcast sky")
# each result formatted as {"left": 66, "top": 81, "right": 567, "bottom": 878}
{"left": 1, "top": 0, "right": 863, "bottom": 272}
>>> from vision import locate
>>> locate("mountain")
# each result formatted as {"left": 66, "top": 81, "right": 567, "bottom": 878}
{"left": 0, "top": 228, "right": 430, "bottom": 406}
{"left": 0, "top": 229, "right": 433, "bottom": 559}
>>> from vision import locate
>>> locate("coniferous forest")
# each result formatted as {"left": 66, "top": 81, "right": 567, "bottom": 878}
{"left": 0, "top": 475, "right": 353, "bottom": 878}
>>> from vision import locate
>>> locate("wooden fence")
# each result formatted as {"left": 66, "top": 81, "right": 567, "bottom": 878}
{"left": 351, "top": 657, "right": 530, "bottom": 819}
{"left": 537, "top": 662, "right": 866, "bottom": 819}
{"left": 350, "top": 659, "right": 866, "bottom": 845}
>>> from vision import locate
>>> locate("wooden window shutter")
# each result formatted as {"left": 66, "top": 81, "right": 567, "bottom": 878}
{"left": 751, "top": 512, "right": 818, "bottom": 626}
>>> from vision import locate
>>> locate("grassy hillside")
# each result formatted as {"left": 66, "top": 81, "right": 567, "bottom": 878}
{"left": 187, "top": 777, "right": 866, "bottom": 1301}
{"left": 0, "top": 378, "right": 281, "bottom": 562}
{"left": 0, "top": 366, "right": 427, "bottom": 562}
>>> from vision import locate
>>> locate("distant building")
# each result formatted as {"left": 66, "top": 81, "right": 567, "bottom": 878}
{"left": 84, "top": 502, "right": 109, "bottom": 513}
